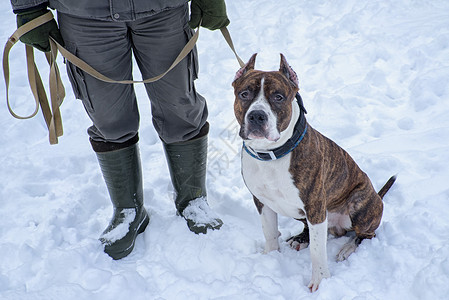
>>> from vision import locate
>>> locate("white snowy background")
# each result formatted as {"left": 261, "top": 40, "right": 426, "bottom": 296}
{"left": 1, "top": 0, "right": 449, "bottom": 299}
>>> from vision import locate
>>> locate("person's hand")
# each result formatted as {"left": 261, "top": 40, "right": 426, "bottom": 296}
{"left": 16, "top": 8, "right": 64, "bottom": 52}
{"left": 189, "top": 0, "right": 230, "bottom": 30}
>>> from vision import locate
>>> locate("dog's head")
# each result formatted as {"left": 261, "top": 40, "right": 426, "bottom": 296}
{"left": 232, "top": 54, "right": 299, "bottom": 146}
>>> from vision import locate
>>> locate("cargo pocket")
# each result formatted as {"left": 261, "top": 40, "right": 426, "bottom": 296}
{"left": 184, "top": 27, "right": 199, "bottom": 92}
{"left": 64, "top": 42, "right": 94, "bottom": 112}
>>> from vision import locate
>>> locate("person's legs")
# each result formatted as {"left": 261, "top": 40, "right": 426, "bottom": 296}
{"left": 129, "top": 4, "right": 207, "bottom": 143}
{"left": 58, "top": 13, "right": 139, "bottom": 144}
{"left": 130, "top": 5, "right": 222, "bottom": 233}
{"left": 58, "top": 13, "right": 148, "bottom": 258}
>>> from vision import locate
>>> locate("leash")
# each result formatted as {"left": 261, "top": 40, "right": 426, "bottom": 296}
{"left": 3, "top": 12, "right": 64, "bottom": 144}
{"left": 3, "top": 11, "right": 244, "bottom": 144}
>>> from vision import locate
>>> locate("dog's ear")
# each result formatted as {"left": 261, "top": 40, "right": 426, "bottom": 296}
{"left": 233, "top": 53, "right": 257, "bottom": 83}
{"left": 279, "top": 53, "right": 299, "bottom": 88}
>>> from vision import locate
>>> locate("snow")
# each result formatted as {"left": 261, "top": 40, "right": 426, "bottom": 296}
{"left": 182, "top": 197, "right": 222, "bottom": 227}
{"left": 100, "top": 208, "right": 136, "bottom": 244}
{"left": 1, "top": 0, "right": 449, "bottom": 299}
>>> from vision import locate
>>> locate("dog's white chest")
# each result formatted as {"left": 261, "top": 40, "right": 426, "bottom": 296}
{"left": 241, "top": 151, "right": 305, "bottom": 219}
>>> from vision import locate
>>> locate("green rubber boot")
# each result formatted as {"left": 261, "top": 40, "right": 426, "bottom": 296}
{"left": 95, "top": 142, "right": 149, "bottom": 259}
{"left": 163, "top": 124, "right": 223, "bottom": 234}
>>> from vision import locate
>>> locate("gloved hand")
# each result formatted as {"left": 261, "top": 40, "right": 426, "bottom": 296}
{"left": 16, "top": 8, "right": 64, "bottom": 52}
{"left": 189, "top": 0, "right": 230, "bottom": 30}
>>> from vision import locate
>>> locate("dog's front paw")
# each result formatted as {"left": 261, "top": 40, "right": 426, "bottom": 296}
{"left": 308, "top": 268, "right": 330, "bottom": 292}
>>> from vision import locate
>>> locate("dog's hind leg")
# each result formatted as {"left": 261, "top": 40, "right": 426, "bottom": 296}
{"left": 336, "top": 236, "right": 363, "bottom": 261}
{"left": 287, "top": 219, "right": 310, "bottom": 251}
{"left": 337, "top": 189, "right": 383, "bottom": 261}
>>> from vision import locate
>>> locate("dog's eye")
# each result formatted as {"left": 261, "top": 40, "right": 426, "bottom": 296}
{"left": 239, "top": 91, "right": 250, "bottom": 100}
{"left": 273, "top": 94, "right": 285, "bottom": 102}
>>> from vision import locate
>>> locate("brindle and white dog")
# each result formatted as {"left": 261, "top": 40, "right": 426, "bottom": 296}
{"left": 232, "top": 53, "right": 396, "bottom": 292}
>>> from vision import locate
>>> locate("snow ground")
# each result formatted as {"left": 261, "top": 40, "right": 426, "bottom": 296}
{"left": 1, "top": 1, "right": 449, "bottom": 299}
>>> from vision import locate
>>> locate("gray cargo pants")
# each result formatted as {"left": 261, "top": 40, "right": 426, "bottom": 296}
{"left": 57, "top": 4, "right": 208, "bottom": 144}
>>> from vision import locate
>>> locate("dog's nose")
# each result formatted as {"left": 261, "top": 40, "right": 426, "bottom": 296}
{"left": 247, "top": 110, "right": 268, "bottom": 126}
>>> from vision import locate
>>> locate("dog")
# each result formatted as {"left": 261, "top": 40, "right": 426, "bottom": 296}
{"left": 232, "top": 53, "right": 396, "bottom": 292}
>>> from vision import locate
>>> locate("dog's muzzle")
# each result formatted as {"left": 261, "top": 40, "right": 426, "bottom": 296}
{"left": 248, "top": 110, "right": 268, "bottom": 126}
{"left": 245, "top": 110, "right": 269, "bottom": 139}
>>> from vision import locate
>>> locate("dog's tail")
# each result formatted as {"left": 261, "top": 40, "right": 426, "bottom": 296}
{"left": 378, "top": 175, "right": 397, "bottom": 199}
